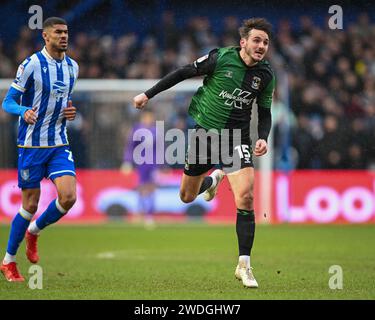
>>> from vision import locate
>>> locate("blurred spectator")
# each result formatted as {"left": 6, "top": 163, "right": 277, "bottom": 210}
{"left": 0, "top": 109, "right": 17, "bottom": 167}
{"left": 316, "top": 115, "right": 347, "bottom": 169}
{"left": 291, "top": 114, "right": 317, "bottom": 169}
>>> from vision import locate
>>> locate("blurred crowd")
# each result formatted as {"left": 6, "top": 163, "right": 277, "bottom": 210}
{"left": 0, "top": 12, "right": 374, "bottom": 170}
{"left": 273, "top": 13, "right": 375, "bottom": 170}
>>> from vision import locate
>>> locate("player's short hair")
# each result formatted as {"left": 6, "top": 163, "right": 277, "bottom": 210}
{"left": 239, "top": 18, "right": 272, "bottom": 39}
{"left": 43, "top": 17, "right": 67, "bottom": 30}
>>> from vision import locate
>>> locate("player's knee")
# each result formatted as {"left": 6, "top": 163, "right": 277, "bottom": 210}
{"left": 58, "top": 192, "right": 76, "bottom": 210}
{"left": 24, "top": 202, "right": 38, "bottom": 215}
{"left": 235, "top": 191, "right": 254, "bottom": 209}
{"left": 179, "top": 191, "right": 196, "bottom": 204}
{"left": 22, "top": 193, "right": 40, "bottom": 214}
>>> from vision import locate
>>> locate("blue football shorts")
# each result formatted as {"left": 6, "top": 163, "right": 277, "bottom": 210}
{"left": 17, "top": 145, "right": 76, "bottom": 189}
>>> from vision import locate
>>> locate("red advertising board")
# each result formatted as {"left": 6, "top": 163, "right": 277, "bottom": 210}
{"left": 274, "top": 171, "right": 375, "bottom": 223}
{"left": 0, "top": 170, "right": 374, "bottom": 224}
{"left": 0, "top": 169, "right": 239, "bottom": 224}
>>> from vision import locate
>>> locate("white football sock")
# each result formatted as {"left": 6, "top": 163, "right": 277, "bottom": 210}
{"left": 3, "top": 252, "right": 16, "bottom": 264}
{"left": 28, "top": 221, "right": 41, "bottom": 235}
{"left": 239, "top": 255, "right": 250, "bottom": 267}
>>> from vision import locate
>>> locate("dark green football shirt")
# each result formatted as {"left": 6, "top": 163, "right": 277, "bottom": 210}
{"left": 188, "top": 47, "right": 275, "bottom": 136}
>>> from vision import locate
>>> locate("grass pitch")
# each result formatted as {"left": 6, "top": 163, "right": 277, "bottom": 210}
{"left": 0, "top": 223, "right": 374, "bottom": 299}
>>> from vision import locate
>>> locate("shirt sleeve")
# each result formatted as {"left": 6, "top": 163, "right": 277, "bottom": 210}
{"left": 2, "top": 87, "right": 30, "bottom": 117}
{"left": 257, "top": 106, "right": 272, "bottom": 142}
{"left": 257, "top": 72, "right": 275, "bottom": 141}
{"left": 11, "top": 58, "right": 34, "bottom": 93}
{"left": 70, "top": 61, "right": 79, "bottom": 96}
{"left": 144, "top": 49, "right": 218, "bottom": 99}
{"left": 257, "top": 74, "right": 275, "bottom": 109}
{"left": 192, "top": 48, "right": 218, "bottom": 76}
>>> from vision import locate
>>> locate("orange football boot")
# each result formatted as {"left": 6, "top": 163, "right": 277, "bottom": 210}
{"left": 1, "top": 262, "right": 25, "bottom": 282}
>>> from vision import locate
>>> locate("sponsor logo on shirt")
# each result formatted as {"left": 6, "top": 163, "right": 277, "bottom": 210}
{"left": 219, "top": 88, "right": 254, "bottom": 109}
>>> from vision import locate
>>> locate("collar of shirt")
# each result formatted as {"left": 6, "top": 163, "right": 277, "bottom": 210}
{"left": 41, "top": 46, "right": 66, "bottom": 63}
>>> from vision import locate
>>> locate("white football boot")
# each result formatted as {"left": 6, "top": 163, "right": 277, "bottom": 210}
{"left": 203, "top": 169, "right": 225, "bottom": 201}
{"left": 235, "top": 261, "right": 259, "bottom": 288}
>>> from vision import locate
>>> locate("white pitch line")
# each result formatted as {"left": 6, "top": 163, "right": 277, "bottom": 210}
{"left": 96, "top": 252, "right": 116, "bottom": 259}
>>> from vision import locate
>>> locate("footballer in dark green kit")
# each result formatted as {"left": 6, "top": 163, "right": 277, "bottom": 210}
{"left": 133, "top": 18, "right": 275, "bottom": 288}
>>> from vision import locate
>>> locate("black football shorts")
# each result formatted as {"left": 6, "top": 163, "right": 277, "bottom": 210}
{"left": 184, "top": 125, "right": 254, "bottom": 176}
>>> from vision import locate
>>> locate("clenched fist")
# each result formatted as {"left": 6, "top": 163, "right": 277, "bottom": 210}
{"left": 254, "top": 139, "right": 268, "bottom": 157}
{"left": 133, "top": 93, "right": 149, "bottom": 110}
{"left": 64, "top": 100, "right": 76, "bottom": 121}
{"left": 23, "top": 107, "right": 37, "bottom": 125}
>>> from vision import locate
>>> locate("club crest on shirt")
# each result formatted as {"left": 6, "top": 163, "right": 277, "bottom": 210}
{"left": 251, "top": 76, "right": 261, "bottom": 90}
{"left": 21, "top": 169, "right": 29, "bottom": 181}
{"left": 52, "top": 80, "right": 68, "bottom": 101}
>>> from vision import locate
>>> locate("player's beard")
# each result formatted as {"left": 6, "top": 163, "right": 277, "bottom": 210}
{"left": 53, "top": 42, "right": 68, "bottom": 52}
{"left": 244, "top": 47, "right": 261, "bottom": 64}
{"left": 250, "top": 48, "right": 265, "bottom": 62}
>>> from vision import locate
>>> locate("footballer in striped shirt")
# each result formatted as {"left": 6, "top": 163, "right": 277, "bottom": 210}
{"left": 1, "top": 17, "right": 79, "bottom": 282}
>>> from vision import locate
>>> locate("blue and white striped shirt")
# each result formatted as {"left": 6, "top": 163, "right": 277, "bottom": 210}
{"left": 11, "top": 47, "right": 79, "bottom": 147}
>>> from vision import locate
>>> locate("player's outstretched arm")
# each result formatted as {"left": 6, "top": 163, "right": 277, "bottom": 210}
{"left": 132, "top": 49, "right": 217, "bottom": 109}
{"left": 132, "top": 63, "right": 204, "bottom": 109}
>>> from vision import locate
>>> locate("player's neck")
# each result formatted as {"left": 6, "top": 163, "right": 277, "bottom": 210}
{"left": 239, "top": 49, "right": 258, "bottom": 67}
{"left": 44, "top": 45, "right": 65, "bottom": 61}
